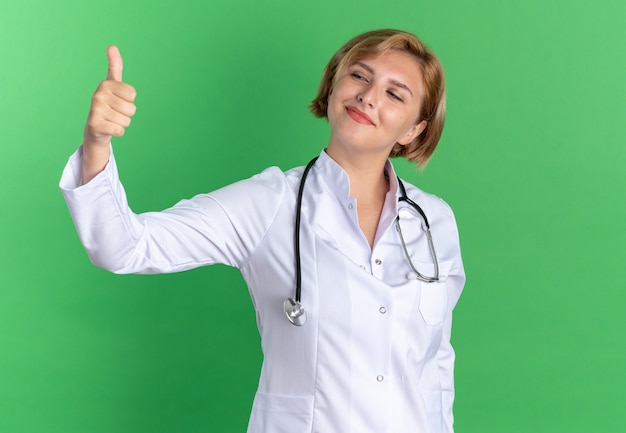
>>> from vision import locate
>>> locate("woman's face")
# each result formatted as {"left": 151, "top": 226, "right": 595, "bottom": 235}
{"left": 326, "top": 50, "right": 426, "bottom": 161}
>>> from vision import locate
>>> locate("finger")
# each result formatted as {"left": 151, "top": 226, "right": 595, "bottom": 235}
{"left": 106, "top": 45, "right": 123, "bottom": 82}
{"left": 97, "top": 80, "right": 136, "bottom": 103}
{"left": 89, "top": 92, "right": 136, "bottom": 139}
{"left": 109, "top": 82, "right": 137, "bottom": 103}
{"left": 86, "top": 113, "right": 131, "bottom": 139}
{"left": 108, "top": 98, "right": 137, "bottom": 118}
{"left": 103, "top": 112, "right": 132, "bottom": 131}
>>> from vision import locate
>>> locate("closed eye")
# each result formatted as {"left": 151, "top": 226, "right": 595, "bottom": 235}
{"left": 387, "top": 90, "right": 404, "bottom": 102}
{"left": 350, "top": 72, "right": 369, "bottom": 82}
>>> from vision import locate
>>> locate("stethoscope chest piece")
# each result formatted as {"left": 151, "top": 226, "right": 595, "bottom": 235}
{"left": 284, "top": 298, "right": 307, "bottom": 326}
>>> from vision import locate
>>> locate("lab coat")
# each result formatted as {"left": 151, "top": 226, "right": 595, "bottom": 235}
{"left": 60, "top": 147, "right": 465, "bottom": 433}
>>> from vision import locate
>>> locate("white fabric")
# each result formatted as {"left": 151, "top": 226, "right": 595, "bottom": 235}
{"left": 60, "top": 146, "right": 465, "bottom": 433}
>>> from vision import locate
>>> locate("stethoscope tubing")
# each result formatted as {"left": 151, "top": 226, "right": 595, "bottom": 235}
{"left": 285, "top": 156, "right": 439, "bottom": 326}
{"left": 294, "top": 156, "right": 319, "bottom": 304}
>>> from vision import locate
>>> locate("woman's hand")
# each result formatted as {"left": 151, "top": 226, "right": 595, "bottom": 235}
{"left": 82, "top": 46, "right": 137, "bottom": 184}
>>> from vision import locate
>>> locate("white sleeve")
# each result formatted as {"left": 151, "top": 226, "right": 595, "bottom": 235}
{"left": 59, "top": 146, "right": 286, "bottom": 274}
{"left": 436, "top": 207, "right": 466, "bottom": 433}
{"left": 438, "top": 257, "right": 465, "bottom": 432}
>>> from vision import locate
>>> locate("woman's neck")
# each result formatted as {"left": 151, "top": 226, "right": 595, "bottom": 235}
{"left": 324, "top": 147, "right": 390, "bottom": 196}
{"left": 324, "top": 147, "right": 390, "bottom": 249}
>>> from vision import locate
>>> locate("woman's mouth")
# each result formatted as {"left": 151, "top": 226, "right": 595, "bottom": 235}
{"left": 345, "top": 106, "right": 374, "bottom": 125}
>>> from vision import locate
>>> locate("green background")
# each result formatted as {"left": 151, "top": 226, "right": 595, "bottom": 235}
{"left": 1, "top": 0, "right": 624, "bottom": 432}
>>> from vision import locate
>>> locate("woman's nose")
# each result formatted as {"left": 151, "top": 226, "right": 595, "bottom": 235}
{"left": 357, "top": 84, "right": 377, "bottom": 107}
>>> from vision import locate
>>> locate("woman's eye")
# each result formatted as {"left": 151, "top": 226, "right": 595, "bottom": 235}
{"left": 351, "top": 72, "right": 367, "bottom": 81}
{"left": 387, "top": 91, "right": 403, "bottom": 102}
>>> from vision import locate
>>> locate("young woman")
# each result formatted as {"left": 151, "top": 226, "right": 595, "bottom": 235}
{"left": 61, "top": 29, "right": 465, "bottom": 433}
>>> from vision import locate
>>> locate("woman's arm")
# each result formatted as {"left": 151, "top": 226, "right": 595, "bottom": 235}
{"left": 61, "top": 46, "right": 288, "bottom": 275}
{"left": 438, "top": 261, "right": 465, "bottom": 432}
{"left": 60, "top": 147, "right": 288, "bottom": 274}
{"left": 436, "top": 207, "right": 466, "bottom": 433}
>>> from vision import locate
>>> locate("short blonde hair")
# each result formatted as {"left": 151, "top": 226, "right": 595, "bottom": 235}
{"left": 310, "top": 29, "right": 446, "bottom": 168}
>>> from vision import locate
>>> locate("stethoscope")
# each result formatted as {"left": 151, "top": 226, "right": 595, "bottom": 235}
{"left": 284, "top": 157, "right": 440, "bottom": 326}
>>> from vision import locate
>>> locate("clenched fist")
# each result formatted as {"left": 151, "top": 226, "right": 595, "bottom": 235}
{"left": 82, "top": 46, "right": 137, "bottom": 184}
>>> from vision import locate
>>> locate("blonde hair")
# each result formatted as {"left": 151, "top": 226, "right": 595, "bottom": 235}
{"left": 310, "top": 29, "right": 446, "bottom": 168}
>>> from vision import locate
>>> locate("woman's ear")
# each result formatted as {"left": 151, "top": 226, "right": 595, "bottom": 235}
{"left": 398, "top": 120, "right": 427, "bottom": 146}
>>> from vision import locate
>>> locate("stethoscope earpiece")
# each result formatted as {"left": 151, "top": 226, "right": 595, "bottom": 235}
{"left": 284, "top": 298, "right": 307, "bottom": 326}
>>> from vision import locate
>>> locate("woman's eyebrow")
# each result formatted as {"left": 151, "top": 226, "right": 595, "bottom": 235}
{"left": 354, "top": 61, "right": 374, "bottom": 73}
{"left": 354, "top": 61, "right": 414, "bottom": 98}
{"left": 389, "top": 79, "right": 413, "bottom": 98}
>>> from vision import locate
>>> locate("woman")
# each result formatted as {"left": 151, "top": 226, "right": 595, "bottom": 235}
{"left": 61, "top": 29, "right": 465, "bottom": 433}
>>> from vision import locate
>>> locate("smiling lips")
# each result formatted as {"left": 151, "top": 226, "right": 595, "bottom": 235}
{"left": 345, "top": 106, "right": 374, "bottom": 125}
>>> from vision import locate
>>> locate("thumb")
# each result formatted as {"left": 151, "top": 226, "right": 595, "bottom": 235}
{"left": 106, "top": 45, "right": 123, "bottom": 82}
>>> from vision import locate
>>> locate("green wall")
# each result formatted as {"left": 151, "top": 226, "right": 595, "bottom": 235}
{"left": 1, "top": 0, "right": 625, "bottom": 432}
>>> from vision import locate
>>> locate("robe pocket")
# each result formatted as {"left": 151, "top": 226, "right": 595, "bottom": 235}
{"left": 247, "top": 391, "right": 314, "bottom": 433}
{"left": 416, "top": 260, "right": 452, "bottom": 326}
{"left": 421, "top": 391, "right": 445, "bottom": 432}
{"left": 421, "top": 390, "right": 443, "bottom": 413}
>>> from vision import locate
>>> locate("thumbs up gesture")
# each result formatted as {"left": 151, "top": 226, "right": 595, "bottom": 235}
{"left": 82, "top": 46, "right": 137, "bottom": 183}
